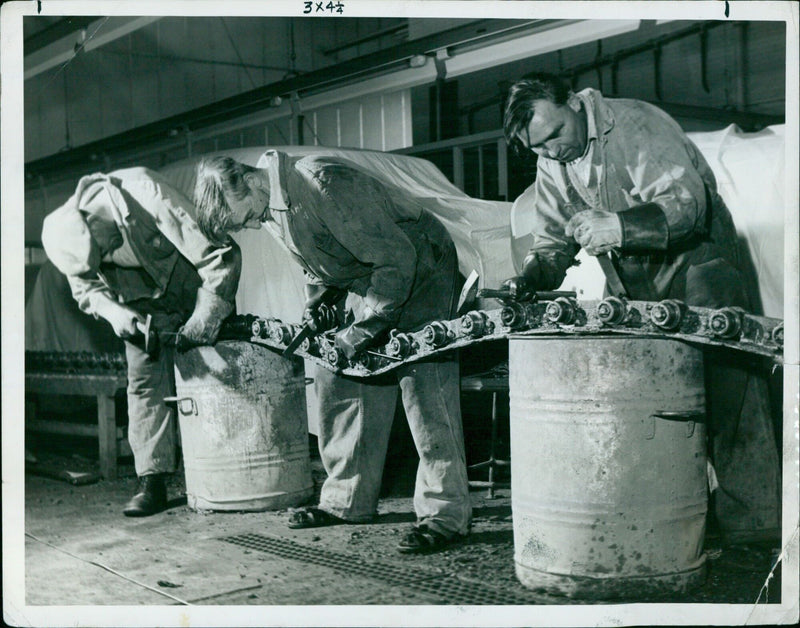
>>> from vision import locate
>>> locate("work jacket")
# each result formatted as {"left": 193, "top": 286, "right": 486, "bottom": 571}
{"left": 257, "top": 150, "right": 456, "bottom": 333}
{"left": 521, "top": 88, "right": 746, "bottom": 307}
{"left": 46, "top": 167, "right": 241, "bottom": 317}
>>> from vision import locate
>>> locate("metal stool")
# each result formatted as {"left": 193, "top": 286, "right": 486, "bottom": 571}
{"left": 461, "top": 365, "right": 510, "bottom": 498}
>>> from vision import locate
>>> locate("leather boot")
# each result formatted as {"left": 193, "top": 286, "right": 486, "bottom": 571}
{"left": 123, "top": 473, "right": 168, "bottom": 517}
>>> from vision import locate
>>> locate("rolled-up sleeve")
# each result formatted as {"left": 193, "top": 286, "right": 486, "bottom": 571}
{"left": 124, "top": 176, "right": 242, "bottom": 303}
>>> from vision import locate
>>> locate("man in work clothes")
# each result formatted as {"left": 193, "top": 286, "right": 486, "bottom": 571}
{"left": 502, "top": 73, "right": 780, "bottom": 544}
{"left": 193, "top": 151, "right": 472, "bottom": 553}
{"left": 41, "top": 167, "right": 241, "bottom": 516}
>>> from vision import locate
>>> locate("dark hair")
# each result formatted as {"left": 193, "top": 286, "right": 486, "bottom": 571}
{"left": 193, "top": 156, "right": 258, "bottom": 245}
{"left": 503, "top": 73, "right": 571, "bottom": 156}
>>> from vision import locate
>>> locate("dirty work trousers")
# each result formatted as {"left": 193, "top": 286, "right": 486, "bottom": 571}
{"left": 612, "top": 251, "right": 781, "bottom": 541}
{"left": 683, "top": 257, "right": 781, "bottom": 541}
{"left": 123, "top": 257, "right": 200, "bottom": 477}
{"left": 705, "top": 350, "right": 781, "bottom": 542}
{"left": 314, "top": 213, "right": 472, "bottom": 536}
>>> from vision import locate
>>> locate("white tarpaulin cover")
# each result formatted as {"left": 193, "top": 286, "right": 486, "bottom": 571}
{"left": 689, "top": 125, "right": 785, "bottom": 318}
{"left": 509, "top": 124, "right": 786, "bottom": 316}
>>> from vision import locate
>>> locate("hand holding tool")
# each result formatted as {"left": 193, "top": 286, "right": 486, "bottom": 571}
{"left": 284, "top": 286, "right": 344, "bottom": 357}
{"left": 134, "top": 314, "right": 160, "bottom": 357}
{"left": 565, "top": 210, "right": 622, "bottom": 256}
{"left": 97, "top": 299, "right": 144, "bottom": 339}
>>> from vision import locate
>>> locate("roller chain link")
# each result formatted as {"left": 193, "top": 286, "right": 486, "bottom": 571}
{"left": 231, "top": 298, "right": 784, "bottom": 378}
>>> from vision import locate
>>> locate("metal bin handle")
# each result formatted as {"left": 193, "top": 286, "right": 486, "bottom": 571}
{"left": 163, "top": 396, "right": 198, "bottom": 416}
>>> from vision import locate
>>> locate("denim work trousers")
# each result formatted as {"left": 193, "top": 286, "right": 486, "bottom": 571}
{"left": 314, "top": 213, "right": 471, "bottom": 536}
{"left": 123, "top": 257, "right": 200, "bottom": 477}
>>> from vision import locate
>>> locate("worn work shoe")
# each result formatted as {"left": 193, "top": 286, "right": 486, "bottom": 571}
{"left": 286, "top": 506, "right": 346, "bottom": 529}
{"left": 396, "top": 523, "right": 466, "bottom": 554}
{"left": 123, "top": 474, "right": 168, "bottom": 517}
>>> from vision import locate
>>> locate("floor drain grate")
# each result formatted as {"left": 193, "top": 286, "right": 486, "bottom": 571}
{"left": 221, "top": 532, "right": 540, "bottom": 605}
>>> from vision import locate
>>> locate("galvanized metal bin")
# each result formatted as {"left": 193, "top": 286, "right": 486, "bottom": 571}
{"left": 509, "top": 335, "right": 708, "bottom": 599}
{"left": 173, "top": 341, "right": 314, "bottom": 511}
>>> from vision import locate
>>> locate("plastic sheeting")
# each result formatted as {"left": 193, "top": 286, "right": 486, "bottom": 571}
{"left": 509, "top": 125, "right": 787, "bottom": 316}
{"left": 689, "top": 125, "right": 785, "bottom": 318}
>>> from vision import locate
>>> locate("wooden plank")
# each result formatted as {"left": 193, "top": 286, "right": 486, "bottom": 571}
{"left": 26, "top": 373, "right": 126, "bottom": 397}
{"left": 26, "top": 419, "right": 125, "bottom": 440}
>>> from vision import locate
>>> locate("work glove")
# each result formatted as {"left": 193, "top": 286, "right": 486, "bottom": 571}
{"left": 94, "top": 296, "right": 145, "bottom": 339}
{"left": 176, "top": 287, "right": 235, "bottom": 351}
{"left": 334, "top": 316, "right": 392, "bottom": 360}
{"left": 302, "top": 285, "right": 344, "bottom": 333}
{"left": 616, "top": 203, "right": 670, "bottom": 252}
{"left": 498, "top": 251, "right": 551, "bottom": 302}
{"left": 565, "top": 210, "right": 622, "bottom": 256}
{"left": 499, "top": 276, "right": 535, "bottom": 302}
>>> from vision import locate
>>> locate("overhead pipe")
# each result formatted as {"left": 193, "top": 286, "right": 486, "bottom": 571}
{"left": 24, "top": 16, "right": 162, "bottom": 79}
{"left": 451, "top": 19, "right": 783, "bottom": 132}
{"left": 25, "top": 17, "right": 99, "bottom": 54}
{"left": 322, "top": 23, "right": 409, "bottom": 56}
{"left": 25, "top": 18, "right": 540, "bottom": 177}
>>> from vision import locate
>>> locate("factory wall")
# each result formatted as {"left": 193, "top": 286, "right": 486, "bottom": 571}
{"left": 412, "top": 20, "right": 786, "bottom": 143}
{"left": 24, "top": 85, "right": 413, "bottom": 244}
{"left": 24, "top": 16, "right": 407, "bottom": 162}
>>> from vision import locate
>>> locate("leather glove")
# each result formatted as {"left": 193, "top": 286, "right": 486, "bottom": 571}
{"left": 617, "top": 203, "right": 669, "bottom": 252}
{"left": 176, "top": 287, "right": 234, "bottom": 351}
{"left": 94, "top": 297, "right": 144, "bottom": 339}
{"left": 334, "top": 316, "right": 391, "bottom": 360}
{"left": 499, "top": 252, "right": 551, "bottom": 302}
{"left": 499, "top": 276, "right": 535, "bottom": 302}
{"left": 565, "top": 210, "right": 622, "bottom": 256}
{"left": 302, "top": 303, "right": 337, "bottom": 333}
{"left": 302, "top": 285, "right": 344, "bottom": 333}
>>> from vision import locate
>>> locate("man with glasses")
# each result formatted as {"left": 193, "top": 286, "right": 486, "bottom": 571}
{"left": 193, "top": 152, "right": 472, "bottom": 554}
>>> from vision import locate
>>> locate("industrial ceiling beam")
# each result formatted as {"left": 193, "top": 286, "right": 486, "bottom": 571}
{"left": 24, "top": 18, "right": 549, "bottom": 177}
{"left": 25, "top": 16, "right": 98, "bottom": 53}
{"left": 24, "top": 16, "right": 162, "bottom": 79}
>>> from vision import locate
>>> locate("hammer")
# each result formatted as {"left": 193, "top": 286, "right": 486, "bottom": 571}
{"left": 134, "top": 314, "right": 160, "bottom": 357}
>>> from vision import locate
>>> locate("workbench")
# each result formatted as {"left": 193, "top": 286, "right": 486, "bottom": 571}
{"left": 25, "top": 372, "right": 128, "bottom": 480}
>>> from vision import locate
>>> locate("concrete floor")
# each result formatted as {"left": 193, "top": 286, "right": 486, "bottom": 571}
{"left": 22, "top": 443, "right": 784, "bottom": 617}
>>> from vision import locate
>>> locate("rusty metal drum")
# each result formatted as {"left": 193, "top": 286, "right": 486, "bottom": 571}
{"left": 173, "top": 341, "right": 313, "bottom": 511}
{"left": 509, "top": 335, "right": 707, "bottom": 599}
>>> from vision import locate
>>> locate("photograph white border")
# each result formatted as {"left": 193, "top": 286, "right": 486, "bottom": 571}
{"left": 3, "top": 1, "right": 798, "bottom": 626}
